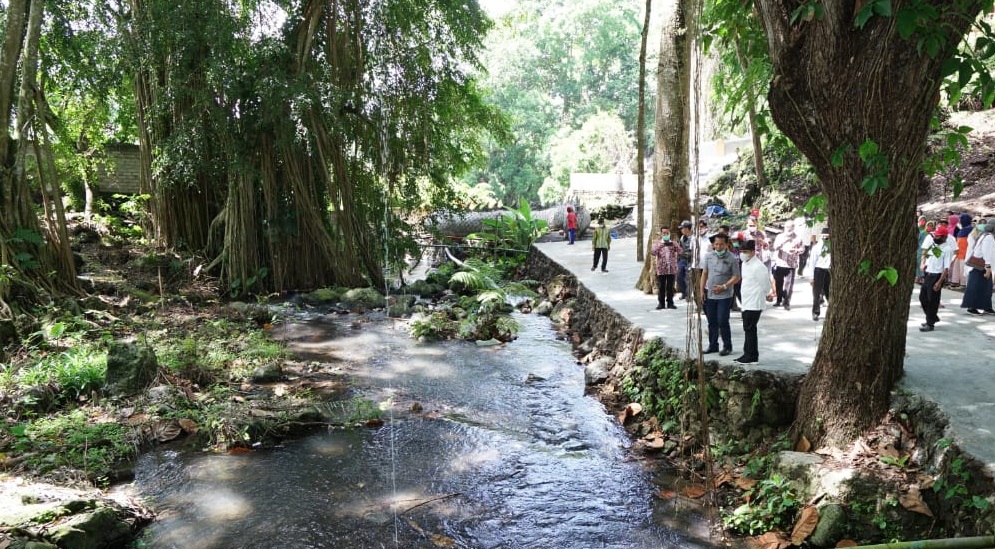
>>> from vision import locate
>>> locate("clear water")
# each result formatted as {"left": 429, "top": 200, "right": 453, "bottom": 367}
{"left": 129, "top": 313, "right": 720, "bottom": 549}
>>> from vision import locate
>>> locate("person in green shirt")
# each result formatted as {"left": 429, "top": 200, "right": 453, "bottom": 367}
{"left": 591, "top": 218, "right": 612, "bottom": 272}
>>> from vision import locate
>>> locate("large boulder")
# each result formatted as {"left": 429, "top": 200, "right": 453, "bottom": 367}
{"left": 47, "top": 506, "right": 132, "bottom": 549}
{"left": 104, "top": 342, "right": 158, "bottom": 397}
{"left": 340, "top": 287, "right": 386, "bottom": 311}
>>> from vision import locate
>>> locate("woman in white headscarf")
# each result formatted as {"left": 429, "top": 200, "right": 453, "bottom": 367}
{"left": 961, "top": 222, "right": 995, "bottom": 315}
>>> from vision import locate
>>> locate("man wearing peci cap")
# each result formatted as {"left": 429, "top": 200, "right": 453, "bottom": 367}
{"left": 735, "top": 239, "right": 775, "bottom": 364}
{"left": 919, "top": 225, "right": 953, "bottom": 331}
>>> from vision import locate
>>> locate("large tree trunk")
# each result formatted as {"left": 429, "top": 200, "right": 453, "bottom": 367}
{"left": 639, "top": 0, "right": 693, "bottom": 292}
{"left": 635, "top": 0, "right": 652, "bottom": 263}
{"left": 753, "top": 1, "right": 982, "bottom": 448}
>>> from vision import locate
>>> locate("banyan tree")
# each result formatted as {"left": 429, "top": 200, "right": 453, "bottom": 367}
{"left": 125, "top": 0, "right": 505, "bottom": 295}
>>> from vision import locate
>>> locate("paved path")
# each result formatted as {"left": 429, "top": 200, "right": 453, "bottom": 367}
{"left": 534, "top": 237, "right": 995, "bottom": 471}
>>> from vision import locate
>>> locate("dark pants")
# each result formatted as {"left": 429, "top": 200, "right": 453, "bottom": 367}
{"left": 920, "top": 272, "right": 943, "bottom": 326}
{"left": 704, "top": 297, "right": 733, "bottom": 351}
{"left": 593, "top": 248, "right": 608, "bottom": 270}
{"left": 677, "top": 261, "right": 689, "bottom": 297}
{"left": 740, "top": 309, "right": 762, "bottom": 360}
{"left": 773, "top": 266, "right": 796, "bottom": 305}
{"left": 811, "top": 267, "right": 831, "bottom": 317}
{"left": 568, "top": 228, "right": 576, "bottom": 244}
{"left": 656, "top": 274, "right": 676, "bottom": 307}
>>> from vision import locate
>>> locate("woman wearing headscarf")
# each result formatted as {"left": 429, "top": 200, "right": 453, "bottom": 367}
{"left": 950, "top": 213, "right": 973, "bottom": 288}
{"left": 961, "top": 222, "right": 995, "bottom": 315}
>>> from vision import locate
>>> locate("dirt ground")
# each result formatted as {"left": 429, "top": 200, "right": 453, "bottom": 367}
{"left": 920, "top": 110, "right": 995, "bottom": 219}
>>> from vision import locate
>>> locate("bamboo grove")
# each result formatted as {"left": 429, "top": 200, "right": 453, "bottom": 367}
{"left": 0, "top": 0, "right": 506, "bottom": 315}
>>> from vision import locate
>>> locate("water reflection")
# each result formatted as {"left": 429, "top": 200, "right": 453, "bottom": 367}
{"left": 131, "top": 313, "right": 720, "bottom": 548}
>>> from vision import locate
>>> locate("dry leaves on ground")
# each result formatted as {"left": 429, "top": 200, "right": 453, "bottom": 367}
{"left": 749, "top": 531, "right": 793, "bottom": 549}
{"left": 899, "top": 485, "right": 933, "bottom": 517}
{"left": 790, "top": 505, "right": 820, "bottom": 544}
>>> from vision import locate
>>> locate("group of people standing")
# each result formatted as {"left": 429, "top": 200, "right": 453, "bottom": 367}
{"left": 649, "top": 214, "right": 831, "bottom": 363}
{"left": 917, "top": 211, "right": 995, "bottom": 331}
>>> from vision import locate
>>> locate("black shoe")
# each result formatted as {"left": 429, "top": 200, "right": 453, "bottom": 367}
{"left": 783, "top": 303, "right": 791, "bottom": 311}
{"left": 985, "top": 310, "right": 995, "bottom": 315}
{"left": 719, "top": 349, "right": 732, "bottom": 356}
{"left": 601, "top": 269, "right": 609, "bottom": 272}
{"left": 812, "top": 314, "right": 819, "bottom": 321}
{"left": 919, "top": 324, "right": 934, "bottom": 332}
{"left": 591, "top": 267, "right": 596, "bottom": 272}
{"left": 655, "top": 305, "right": 664, "bottom": 310}
{"left": 667, "top": 304, "right": 677, "bottom": 309}
{"left": 774, "top": 301, "right": 782, "bottom": 307}
{"left": 968, "top": 308, "right": 982, "bottom": 315}
{"left": 703, "top": 348, "right": 719, "bottom": 354}
{"left": 733, "top": 355, "right": 758, "bottom": 364}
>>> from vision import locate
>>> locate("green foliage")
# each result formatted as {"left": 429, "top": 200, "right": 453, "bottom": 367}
{"left": 854, "top": 0, "right": 892, "bottom": 29}
{"left": 924, "top": 122, "right": 972, "bottom": 199}
{"left": 17, "top": 346, "right": 107, "bottom": 403}
{"left": 18, "top": 409, "right": 137, "bottom": 483}
{"left": 541, "top": 111, "right": 635, "bottom": 204}
{"left": 858, "top": 139, "right": 890, "bottom": 195}
{"left": 791, "top": 1, "right": 826, "bottom": 25}
{"left": 621, "top": 339, "right": 693, "bottom": 422}
{"left": 468, "top": 198, "right": 549, "bottom": 260}
{"left": 723, "top": 474, "right": 800, "bottom": 535}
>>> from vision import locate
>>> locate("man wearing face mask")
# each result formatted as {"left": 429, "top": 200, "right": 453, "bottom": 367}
{"left": 735, "top": 239, "right": 774, "bottom": 364}
{"left": 700, "top": 233, "right": 741, "bottom": 356}
{"left": 919, "top": 225, "right": 953, "bottom": 331}
{"left": 651, "top": 227, "right": 683, "bottom": 310}
{"left": 771, "top": 220, "right": 805, "bottom": 310}
{"left": 806, "top": 227, "right": 832, "bottom": 322}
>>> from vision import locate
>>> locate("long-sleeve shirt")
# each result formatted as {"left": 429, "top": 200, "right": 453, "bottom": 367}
{"left": 772, "top": 231, "right": 805, "bottom": 269}
{"left": 651, "top": 241, "right": 683, "bottom": 275}
{"left": 592, "top": 227, "right": 611, "bottom": 249}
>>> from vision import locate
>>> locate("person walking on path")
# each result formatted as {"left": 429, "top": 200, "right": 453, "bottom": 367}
{"left": 591, "top": 218, "right": 612, "bottom": 272}
{"left": 772, "top": 220, "right": 805, "bottom": 310}
{"left": 566, "top": 206, "right": 578, "bottom": 245}
{"left": 951, "top": 213, "right": 973, "bottom": 288}
{"left": 806, "top": 227, "right": 832, "bottom": 321}
{"left": 919, "top": 225, "right": 953, "bottom": 331}
{"left": 651, "top": 227, "right": 683, "bottom": 310}
{"left": 677, "top": 220, "right": 694, "bottom": 300}
{"left": 700, "top": 233, "right": 741, "bottom": 356}
{"left": 961, "top": 222, "right": 995, "bottom": 315}
{"left": 735, "top": 239, "right": 774, "bottom": 364}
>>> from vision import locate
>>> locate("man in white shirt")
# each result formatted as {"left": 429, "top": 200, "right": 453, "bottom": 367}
{"left": 806, "top": 227, "right": 832, "bottom": 321}
{"left": 919, "top": 226, "right": 953, "bottom": 331}
{"left": 771, "top": 220, "right": 805, "bottom": 310}
{"left": 735, "top": 239, "right": 774, "bottom": 364}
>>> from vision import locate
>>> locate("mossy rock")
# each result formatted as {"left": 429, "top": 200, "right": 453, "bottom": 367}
{"left": 405, "top": 280, "right": 444, "bottom": 299}
{"left": 302, "top": 287, "right": 346, "bottom": 305}
{"left": 388, "top": 295, "right": 417, "bottom": 318}
{"left": 340, "top": 287, "right": 386, "bottom": 311}
{"left": 47, "top": 506, "right": 132, "bottom": 549}
{"left": 105, "top": 342, "right": 159, "bottom": 397}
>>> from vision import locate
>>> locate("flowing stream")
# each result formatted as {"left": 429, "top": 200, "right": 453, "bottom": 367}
{"left": 128, "top": 312, "right": 719, "bottom": 548}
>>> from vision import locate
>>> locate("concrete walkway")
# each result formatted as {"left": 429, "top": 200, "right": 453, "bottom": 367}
{"left": 534, "top": 237, "right": 995, "bottom": 471}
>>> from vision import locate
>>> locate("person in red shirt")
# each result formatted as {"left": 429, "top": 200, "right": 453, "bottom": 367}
{"left": 566, "top": 206, "right": 578, "bottom": 245}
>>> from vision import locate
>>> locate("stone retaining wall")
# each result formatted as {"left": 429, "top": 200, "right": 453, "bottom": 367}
{"left": 525, "top": 245, "right": 995, "bottom": 538}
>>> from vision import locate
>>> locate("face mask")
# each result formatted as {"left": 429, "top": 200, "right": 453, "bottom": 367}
{"left": 714, "top": 250, "right": 727, "bottom": 257}
{"left": 732, "top": 242, "right": 740, "bottom": 248}
{"left": 742, "top": 252, "right": 754, "bottom": 261}
{"left": 662, "top": 235, "right": 671, "bottom": 241}
{"left": 978, "top": 224, "right": 987, "bottom": 232}
{"left": 933, "top": 237, "right": 946, "bottom": 244}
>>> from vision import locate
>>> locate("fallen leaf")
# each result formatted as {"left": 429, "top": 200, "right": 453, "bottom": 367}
{"left": 125, "top": 413, "right": 149, "bottom": 426}
{"left": 618, "top": 402, "right": 644, "bottom": 425}
{"left": 405, "top": 518, "right": 425, "bottom": 535}
{"left": 749, "top": 531, "right": 792, "bottom": 549}
{"left": 899, "top": 485, "right": 933, "bottom": 517}
{"left": 228, "top": 447, "right": 253, "bottom": 455}
{"left": 878, "top": 443, "right": 900, "bottom": 459}
{"left": 735, "top": 477, "right": 759, "bottom": 490}
{"left": 151, "top": 420, "right": 182, "bottom": 442}
{"left": 790, "top": 505, "right": 820, "bottom": 544}
{"left": 645, "top": 437, "right": 666, "bottom": 450}
{"left": 656, "top": 490, "right": 677, "bottom": 500}
{"left": 795, "top": 435, "right": 811, "bottom": 453}
{"left": 178, "top": 418, "right": 199, "bottom": 433}
{"left": 365, "top": 418, "right": 385, "bottom": 428}
{"left": 714, "top": 471, "right": 735, "bottom": 487}
{"left": 682, "top": 484, "right": 707, "bottom": 498}
{"left": 836, "top": 540, "right": 859, "bottom": 547}
{"left": 430, "top": 534, "right": 457, "bottom": 547}
{"left": 262, "top": 323, "right": 272, "bottom": 330}
{"left": 274, "top": 384, "right": 286, "bottom": 397}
